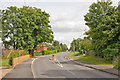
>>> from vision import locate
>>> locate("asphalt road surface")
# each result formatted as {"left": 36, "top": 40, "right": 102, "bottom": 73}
{"left": 32, "top": 52, "right": 118, "bottom": 79}
{"left": 3, "top": 52, "right": 118, "bottom": 80}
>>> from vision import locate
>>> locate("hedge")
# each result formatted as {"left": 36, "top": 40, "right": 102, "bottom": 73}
{"left": 41, "top": 50, "right": 57, "bottom": 55}
{"left": 113, "top": 56, "right": 120, "bottom": 70}
{"left": 34, "top": 51, "right": 41, "bottom": 53}
{"left": 9, "top": 50, "right": 29, "bottom": 66}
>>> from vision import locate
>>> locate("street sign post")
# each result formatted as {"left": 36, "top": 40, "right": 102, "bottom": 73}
{"left": 52, "top": 55, "right": 54, "bottom": 60}
{"left": 51, "top": 47, "right": 54, "bottom": 50}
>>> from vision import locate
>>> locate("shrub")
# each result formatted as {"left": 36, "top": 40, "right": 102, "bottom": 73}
{"left": 41, "top": 50, "right": 57, "bottom": 55}
{"left": 113, "top": 56, "right": 120, "bottom": 70}
{"left": 41, "top": 50, "right": 46, "bottom": 55}
{"left": 9, "top": 50, "right": 29, "bottom": 65}
{"left": 9, "top": 57, "right": 13, "bottom": 66}
{"left": 34, "top": 51, "right": 41, "bottom": 53}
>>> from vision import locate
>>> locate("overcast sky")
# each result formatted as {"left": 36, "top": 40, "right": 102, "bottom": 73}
{"left": 0, "top": 0, "right": 119, "bottom": 48}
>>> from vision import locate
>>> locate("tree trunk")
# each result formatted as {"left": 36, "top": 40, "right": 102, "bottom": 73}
{"left": 31, "top": 49, "right": 34, "bottom": 56}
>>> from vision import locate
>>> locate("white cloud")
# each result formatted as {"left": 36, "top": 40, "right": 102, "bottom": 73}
{"left": 54, "top": 32, "right": 87, "bottom": 48}
{"left": 50, "top": 14, "right": 89, "bottom": 33}
{"left": 1, "top": 0, "right": 97, "bottom": 2}
{"left": 0, "top": 0, "right": 119, "bottom": 48}
{"left": 51, "top": 21, "right": 88, "bottom": 33}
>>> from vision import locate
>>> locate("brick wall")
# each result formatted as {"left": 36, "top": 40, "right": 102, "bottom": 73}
{"left": 12, "top": 55, "right": 30, "bottom": 67}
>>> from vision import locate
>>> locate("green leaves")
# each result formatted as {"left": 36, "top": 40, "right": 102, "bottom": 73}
{"left": 1, "top": 6, "right": 54, "bottom": 55}
{"left": 84, "top": 0, "right": 120, "bottom": 60}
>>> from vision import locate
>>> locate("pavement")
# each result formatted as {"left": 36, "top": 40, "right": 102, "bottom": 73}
{"left": 0, "top": 68, "right": 12, "bottom": 79}
{"left": 65, "top": 56, "right": 119, "bottom": 76}
{"left": 2, "top": 58, "right": 34, "bottom": 79}
{"left": 1, "top": 52, "right": 119, "bottom": 80}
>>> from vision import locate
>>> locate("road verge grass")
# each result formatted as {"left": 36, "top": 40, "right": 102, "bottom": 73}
{"left": 75, "top": 56, "right": 112, "bottom": 65}
{"left": 65, "top": 52, "right": 82, "bottom": 57}
{"left": 0, "top": 59, "right": 10, "bottom": 66}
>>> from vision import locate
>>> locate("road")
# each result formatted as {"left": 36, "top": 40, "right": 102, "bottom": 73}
{"left": 3, "top": 52, "right": 118, "bottom": 80}
{"left": 32, "top": 52, "right": 118, "bottom": 79}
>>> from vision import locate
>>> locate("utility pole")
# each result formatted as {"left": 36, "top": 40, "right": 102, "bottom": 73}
{"left": 73, "top": 38, "right": 75, "bottom": 53}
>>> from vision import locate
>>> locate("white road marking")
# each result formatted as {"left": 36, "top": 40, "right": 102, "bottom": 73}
{"left": 49, "top": 58, "right": 63, "bottom": 68}
{"left": 56, "top": 59, "right": 63, "bottom": 68}
{"left": 31, "top": 58, "right": 38, "bottom": 78}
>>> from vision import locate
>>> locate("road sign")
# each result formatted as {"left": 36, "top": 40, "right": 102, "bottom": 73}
{"left": 51, "top": 47, "right": 54, "bottom": 50}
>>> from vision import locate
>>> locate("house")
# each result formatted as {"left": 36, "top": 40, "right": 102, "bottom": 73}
{"left": 35, "top": 44, "right": 47, "bottom": 52}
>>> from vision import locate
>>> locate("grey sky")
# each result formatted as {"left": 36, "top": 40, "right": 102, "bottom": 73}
{"left": 0, "top": 0, "right": 119, "bottom": 48}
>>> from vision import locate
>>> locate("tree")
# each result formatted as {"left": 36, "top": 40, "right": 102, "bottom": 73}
{"left": 1, "top": 6, "right": 54, "bottom": 56}
{"left": 60, "top": 43, "right": 68, "bottom": 51}
{"left": 70, "top": 38, "right": 83, "bottom": 51}
{"left": 84, "top": 0, "right": 120, "bottom": 60}
{"left": 52, "top": 40, "right": 68, "bottom": 52}
{"left": 53, "top": 40, "right": 59, "bottom": 46}
{"left": 0, "top": 9, "right": 2, "bottom": 39}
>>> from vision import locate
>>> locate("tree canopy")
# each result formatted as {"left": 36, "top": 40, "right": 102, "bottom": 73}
{"left": 1, "top": 6, "right": 54, "bottom": 56}
{"left": 84, "top": 0, "right": 120, "bottom": 60}
{"left": 52, "top": 40, "right": 68, "bottom": 52}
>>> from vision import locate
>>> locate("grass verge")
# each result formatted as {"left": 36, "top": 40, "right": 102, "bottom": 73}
{"left": 75, "top": 56, "right": 112, "bottom": 65}
{"left": 0, "top": 58, "right": 10, "bottom": 66}
{"left": 65, "top": 52, "right": 82, "bottom": 57}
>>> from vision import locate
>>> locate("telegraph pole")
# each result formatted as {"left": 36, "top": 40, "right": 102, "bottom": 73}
{"left": 73, "top": 38, "right": 75, "bottom": 53}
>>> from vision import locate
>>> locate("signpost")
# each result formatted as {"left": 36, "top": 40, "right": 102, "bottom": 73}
{"left": 51, "top": 47, "right": 54, "bottom": 50}
{"left": 52, "top": 55, "right": 54, "bottom": 60}
{"left": 51, "top": 47, "right": 55, "bottom": 60}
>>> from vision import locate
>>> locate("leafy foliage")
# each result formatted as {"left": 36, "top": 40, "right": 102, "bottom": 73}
{"left": 1, "top": 6, "right": 54, "bottom": 56}
{"left": 113, "top": 56, "right": 120, "bottom": 69}
{"left": 41, "top": 50, "right": 57, "bottom": 55}
{"left": 9, "top": 50, "right": 29, "bottom": 65}
{"left": 52, "top": 40, "right": 68, "bottom": 52}
{"left": 84, "top": 0, "right": 120, "bottom": 61}
{"left": 70, "top": 38, "right": 92, "bottom": 54}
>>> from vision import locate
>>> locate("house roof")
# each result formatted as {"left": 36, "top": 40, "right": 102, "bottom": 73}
{"left": 42, "top": 45, "right": 47, "bottom": 47}
{"left": 37, "top": 45, "right": 47, "bottom": 47}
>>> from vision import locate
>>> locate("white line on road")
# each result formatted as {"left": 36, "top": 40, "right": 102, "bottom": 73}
{"left": 31, "top": 58, "right": 38, "bottom": 78}
{"left": 49, "top": 58, "right": 63, "bottom": 68}
{"left": 56, "top": 59, "right": 63, "bottom": 68}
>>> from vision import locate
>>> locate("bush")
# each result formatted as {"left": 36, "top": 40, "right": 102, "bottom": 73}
{"left": 34, "top": 51, "right": 41, "bottom": 53}
{"left": 9, "top": 50, "right": 29, "bottom": 66}
{"left": 113, "top": 56, "right": 120, "bottom": 70}
{"left": 78, "top": 48, "right": 83, "bottom": 55}
{"left": 9, "top": 57, "right": 13, "bottom": 66}
{"left": 41, "top": 50, "right": 57, "bottom": 55}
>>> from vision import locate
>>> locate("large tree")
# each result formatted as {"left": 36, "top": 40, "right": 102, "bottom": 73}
{"left": 1, "top": 6, "right": 54, "bottom": 56}
{"left": 84, "top": 0, "right": 120, "bottom": 60}
{"left": 70, "top": 38, "right": 83, "bottom": 51}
